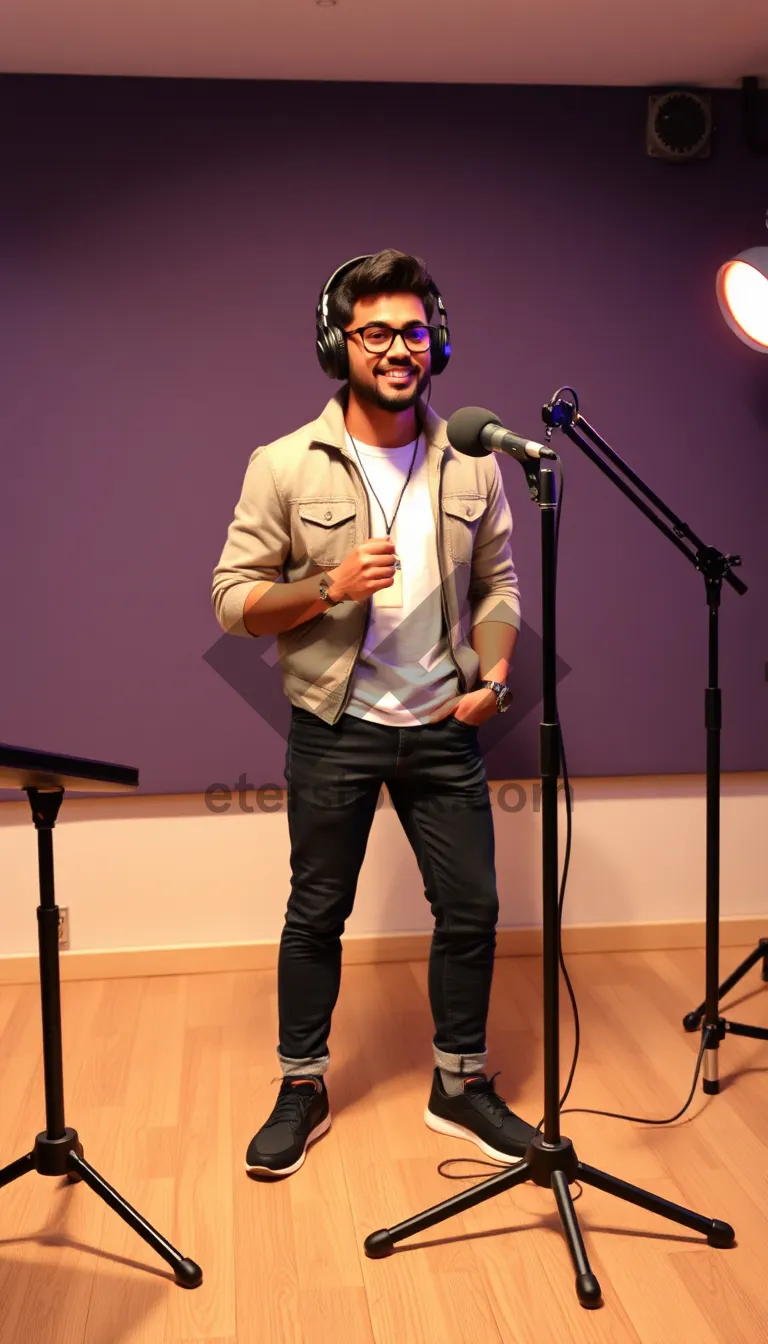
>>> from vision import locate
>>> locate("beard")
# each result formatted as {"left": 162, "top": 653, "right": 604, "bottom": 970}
{"left": 348, "top": 363, "right": 432, "bottom": 414}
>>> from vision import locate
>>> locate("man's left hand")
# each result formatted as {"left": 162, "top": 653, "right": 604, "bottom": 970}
{"left": 428, "top": 687, "right": 498, "bottom": 727}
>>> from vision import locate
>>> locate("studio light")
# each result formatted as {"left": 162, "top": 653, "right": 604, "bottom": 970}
{"left": 716, "top": 246, "right": 768, "bottom": 352}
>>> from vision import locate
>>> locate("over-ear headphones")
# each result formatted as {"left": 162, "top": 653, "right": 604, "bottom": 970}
{"left": 315, "top": 254, "right": 452, "bottom": 381}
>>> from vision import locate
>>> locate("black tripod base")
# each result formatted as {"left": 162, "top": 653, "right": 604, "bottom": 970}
{"left": 0, "top": 1130, "right": 203, "bottom": 1289}
{"left": 683, "top": 940, "right": 768, "bottom": 1039}
{"left": 683, "top": 941, "right": 768, "bottom": 1094}
{"left": 364, "top": 1135, "right": 734, "bottom": 1308}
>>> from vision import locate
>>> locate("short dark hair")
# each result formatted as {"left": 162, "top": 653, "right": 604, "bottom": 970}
{"left": 327, "top": 249, "right": 436, "bottom": 328}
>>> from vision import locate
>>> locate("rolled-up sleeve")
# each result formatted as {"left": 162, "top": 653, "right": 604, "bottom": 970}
{"left": 211, "top": 446, "right": 290, "bottom": 637}
{"left": 469, "top": 456, "right": 521, "bottom": 629}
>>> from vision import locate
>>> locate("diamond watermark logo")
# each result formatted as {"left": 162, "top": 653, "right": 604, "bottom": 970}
{"left": 203, "top": 574, "right": 571, "bottom": 784}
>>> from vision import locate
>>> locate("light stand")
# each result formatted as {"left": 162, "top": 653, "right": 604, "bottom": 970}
{"left": 362, "top": 455, "right": 734, "bottom": 1309}
{"left": 542, "top": 390, "right": 758, "bottom": 1092}
{"left": 0, "top": 742, "right": 202, "bottom": 1288}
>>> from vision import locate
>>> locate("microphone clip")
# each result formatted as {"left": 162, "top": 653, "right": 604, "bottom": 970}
{"left": 543, "top": 387, "right": 580, "bottom": 432}
{"left": 522, "top": 458, "right": 544, "bottom": 503}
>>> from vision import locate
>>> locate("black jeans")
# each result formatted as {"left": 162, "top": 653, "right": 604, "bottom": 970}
{"left": 277, "top": 704, "right": 499, "bottom": 1069}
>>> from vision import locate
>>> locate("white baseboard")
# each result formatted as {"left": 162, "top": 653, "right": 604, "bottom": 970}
{"left": 0, "top": 917, "right": 765, "bottom": 986}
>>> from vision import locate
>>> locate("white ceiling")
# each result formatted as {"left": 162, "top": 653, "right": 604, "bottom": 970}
{"left": 0, "top": 0, "right": 766, "bottom": 87}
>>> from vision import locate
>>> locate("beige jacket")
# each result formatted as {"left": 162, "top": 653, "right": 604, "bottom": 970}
{"left": 211, "top": 390, "right": 521, "bottom": 724}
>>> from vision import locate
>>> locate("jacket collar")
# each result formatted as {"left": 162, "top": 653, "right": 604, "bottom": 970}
{"left": 309, "top": 387, "right": 450, "bottom": 460}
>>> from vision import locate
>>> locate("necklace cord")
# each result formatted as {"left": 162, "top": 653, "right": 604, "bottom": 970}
{"left": 348, "top": 430, "right": 420, "bottom": 542}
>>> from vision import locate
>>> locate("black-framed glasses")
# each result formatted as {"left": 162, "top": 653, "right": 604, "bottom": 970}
{"left": 344, "top": 323, "right": 435, "bottom": 354}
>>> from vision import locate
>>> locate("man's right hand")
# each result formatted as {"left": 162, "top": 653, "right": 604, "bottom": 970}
{"left": 328, "top": 538, "right": 396, "bottom": 603}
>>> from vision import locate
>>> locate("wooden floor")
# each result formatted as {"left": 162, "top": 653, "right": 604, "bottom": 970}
{"left": 1, "top": 947, "right": 767, "bottom": 1343}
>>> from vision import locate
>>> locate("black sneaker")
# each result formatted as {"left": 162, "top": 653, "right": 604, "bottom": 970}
{"left": 425, "top": 1069, "right": 536, "bottom": 1161}
{"left": 245, "top": 1076, "right": 331, "bottom": 1178}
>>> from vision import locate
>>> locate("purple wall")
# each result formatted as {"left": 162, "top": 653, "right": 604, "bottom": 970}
{"left": 1, "top": 74, "right": 766, "bottom": 795}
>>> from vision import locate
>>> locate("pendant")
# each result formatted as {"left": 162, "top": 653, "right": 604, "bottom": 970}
{"left": 376, "top": 554, "right": 403, "bottom": 608}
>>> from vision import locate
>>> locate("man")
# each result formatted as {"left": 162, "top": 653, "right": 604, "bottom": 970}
{"left": 212, "top": 249, "right": 535, "bottom": 1178}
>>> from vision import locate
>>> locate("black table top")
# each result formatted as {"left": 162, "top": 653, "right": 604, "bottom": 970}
{"left": 0, "top": 743, "right": 139, "bottom": 793}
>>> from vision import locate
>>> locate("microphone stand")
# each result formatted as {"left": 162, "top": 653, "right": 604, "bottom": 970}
{"left": 542, "top": 389, "right": 757, "bottom": 1091}
{"left": 362, "top": 445, "right": 734, "bottom": 1309}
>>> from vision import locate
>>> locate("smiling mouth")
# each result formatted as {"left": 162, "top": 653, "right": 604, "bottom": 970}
{"left": 379, "top": 368, "right": 416, "bottom": 383}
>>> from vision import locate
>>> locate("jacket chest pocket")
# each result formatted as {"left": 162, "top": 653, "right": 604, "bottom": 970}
{"left": 441, "top": 494, "right": 487, "bottom": 566}
{"left": 294, "top": 498, "right": 358, "bottom": 568}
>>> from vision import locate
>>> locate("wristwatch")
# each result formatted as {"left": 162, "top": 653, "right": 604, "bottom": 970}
{"left": 479, "top": 679, "right": 512, "bottom": 713}
{"left": 318, "top": 572, "right": 342, "bottom": 606}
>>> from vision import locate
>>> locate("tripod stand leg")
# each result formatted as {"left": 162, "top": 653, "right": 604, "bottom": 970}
{"left": 683, "top": 942, "right": 766, "bottom": 1032}
{"left": 577, "top": 1162, "right": 734, "bottom": 1247}
{"left": 364, "top": 1160, "right": 532, "bottom": 1257}
{"left": 551, "top": 1170, "right": 601, "bottom": 1307}
{"left": 721, "top": 1020, "right": 768, "bottom": 1042}
{"left": 67, "top": 1152, "right": 203, "bottom": 1287}
{"left": 0, "top": 1152, "right": 35, "bottom": 1190}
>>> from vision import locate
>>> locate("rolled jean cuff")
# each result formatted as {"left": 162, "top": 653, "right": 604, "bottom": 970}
{"left": 433, "top": 1046, "right": 487, "bottom": 1074}
{"left": 278, "top": 1050, "right": 330, "bottom": 1078}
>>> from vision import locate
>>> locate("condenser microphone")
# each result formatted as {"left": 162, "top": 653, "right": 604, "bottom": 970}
{"left": 447, "top": 406, "right": 558, "bottom": 463}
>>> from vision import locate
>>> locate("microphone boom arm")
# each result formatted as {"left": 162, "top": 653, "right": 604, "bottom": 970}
{"left": 542, "top": 392, "right": 747, "bottom": 595}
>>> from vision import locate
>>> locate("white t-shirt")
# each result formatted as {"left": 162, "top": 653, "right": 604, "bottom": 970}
{"left": 343, "top": 431, "right": 460, "bottom": 727}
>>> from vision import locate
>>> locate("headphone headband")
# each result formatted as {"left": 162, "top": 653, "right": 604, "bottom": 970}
{"left": 316, "top": 254, "right": 373, "bottom": 328}
{"left": 315, "top": 253, "right": 452, "bottom": 381}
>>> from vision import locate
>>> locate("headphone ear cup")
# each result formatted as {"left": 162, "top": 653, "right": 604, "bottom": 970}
{"left": 330, "top": 326, "right": 349, "bottom": 381}
{"left": 317, "top": 325, "right": 349, "bottom": 380}
{"left": 316, "top": 328, "right": 334, "bottom": 378}
{"left": 430, "top": 324, "right": 450, "bottom": 377}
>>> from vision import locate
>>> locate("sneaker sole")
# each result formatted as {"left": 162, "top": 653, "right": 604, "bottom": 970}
{"left": 245, "top": 1112, "right": 332, "bottom": 1179}
{"left": 424, "top": 1107, "right": 528, "bottom": 1164}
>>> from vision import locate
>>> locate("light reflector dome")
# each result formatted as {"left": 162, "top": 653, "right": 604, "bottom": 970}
{"left": 716, "top": 247, "right": 768, "bottom": 352}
